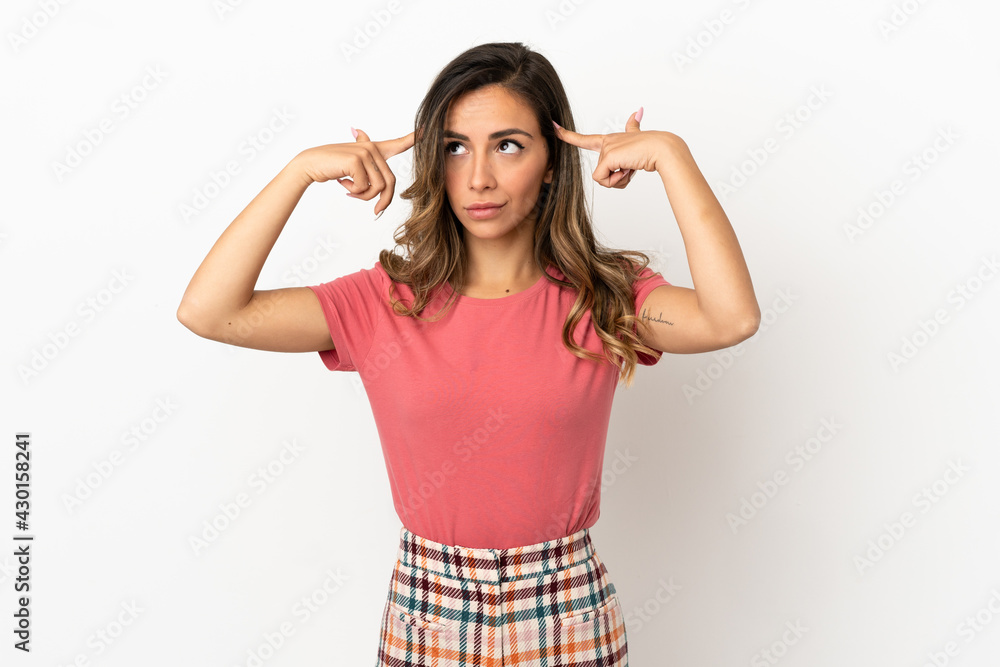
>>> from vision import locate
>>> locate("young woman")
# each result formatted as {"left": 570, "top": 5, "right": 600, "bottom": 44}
{"left": 178, "top": 42, "right": 759, "bottom": 666}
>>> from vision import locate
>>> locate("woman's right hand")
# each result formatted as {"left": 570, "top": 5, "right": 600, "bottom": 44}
{"left": 294, "top": 128, "right": 415, "bottom": 217}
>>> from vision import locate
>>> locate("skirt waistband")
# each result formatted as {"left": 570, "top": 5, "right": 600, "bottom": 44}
{"left": 396, "top": 527, "right": 596, "bottom": 585}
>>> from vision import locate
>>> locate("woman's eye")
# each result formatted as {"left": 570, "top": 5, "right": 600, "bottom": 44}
{"left": 498, "top": 139, "right": 524, "bottom": 154}
{"left": 444, "top": 140, "right": 524, "bottom": 156}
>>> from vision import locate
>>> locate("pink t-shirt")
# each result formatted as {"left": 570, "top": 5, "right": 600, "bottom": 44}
{"left": 307, "top": 260, "right": 670, "bottom": 549}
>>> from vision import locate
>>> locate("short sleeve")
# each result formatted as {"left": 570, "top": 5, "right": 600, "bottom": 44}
{"left": 306, "top": 261, "right": 387, "bottom": 372}
{"left": 632, "top": 266, "right": 672, "bottom": 366}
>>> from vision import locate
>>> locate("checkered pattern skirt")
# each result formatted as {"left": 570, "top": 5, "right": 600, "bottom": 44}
{"left": 375, "top": 526, "right": 629, "bottom": 666}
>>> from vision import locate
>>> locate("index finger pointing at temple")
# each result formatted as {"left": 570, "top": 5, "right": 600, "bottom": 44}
{"left": 552, "top": 123, "right": 603, "bottom": 152}
{"left": 375, "top": 130, "right": 416, "bottom": 159}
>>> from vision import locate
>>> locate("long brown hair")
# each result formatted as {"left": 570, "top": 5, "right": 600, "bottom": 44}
{"left": 378, "top": 41, "right": 664, "bottom": 388}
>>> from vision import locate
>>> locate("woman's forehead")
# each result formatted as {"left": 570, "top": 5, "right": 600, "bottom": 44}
{"left": 445, "top": 86, "right": 537, "bottom": 132}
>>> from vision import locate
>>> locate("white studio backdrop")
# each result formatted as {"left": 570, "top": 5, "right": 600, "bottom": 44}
{"left": 4, "top": 0, "right": 999, "bottom": 665}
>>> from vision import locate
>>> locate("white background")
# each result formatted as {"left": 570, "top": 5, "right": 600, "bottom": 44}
{"left": 4, "top": 0, "right": 1000, "bottom": 665}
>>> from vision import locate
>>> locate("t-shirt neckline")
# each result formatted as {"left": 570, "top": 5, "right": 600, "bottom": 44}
{"left": 444, "top": 265, "right": 558, "bottom": 306}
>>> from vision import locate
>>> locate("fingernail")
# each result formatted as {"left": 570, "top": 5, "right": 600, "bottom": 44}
{"left": 635, "top": 107, "right": 643, "bottom": 123}
{"left": 552, "top": 120, "right": 561, "bottom": 129}
{"left": 374, "top": 209, "right": 384, "bottom": 221}
{"left": 351, "top": 126, "right": 359, "bottom": 139}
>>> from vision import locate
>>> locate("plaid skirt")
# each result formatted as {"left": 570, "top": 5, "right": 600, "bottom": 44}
{"left": 375, "top": 526, "right": 629, "bottom": 666}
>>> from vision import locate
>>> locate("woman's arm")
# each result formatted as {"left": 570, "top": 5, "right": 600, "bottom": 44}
{"left": 175, "top": 155, "right": 337, "bottom": 351}
{"left": 635, "top": 133, "right": 761, "bottom": 354}
{"left": 177, "top": 130, "right": 412, "bottom": 352}
{"left": 552, "top": 116, "right": 759, "bottom": 355}
{"left": 660, "top": 133, "right": 760, "bottom": 327}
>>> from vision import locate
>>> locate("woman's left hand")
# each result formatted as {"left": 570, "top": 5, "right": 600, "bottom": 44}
{"left": 552, "top": 107, "right": 672, "bottom": 189}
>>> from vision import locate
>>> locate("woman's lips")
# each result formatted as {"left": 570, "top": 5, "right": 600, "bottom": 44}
{"left": 466, "top": 203, "right": 505, "bottom": 219}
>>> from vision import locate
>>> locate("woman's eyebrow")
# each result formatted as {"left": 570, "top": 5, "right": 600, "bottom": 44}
{"left": 442, "top": 128, "right": 533, "bottom": 141}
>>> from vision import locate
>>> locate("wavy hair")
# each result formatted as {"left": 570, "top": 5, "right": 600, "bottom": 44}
{"left": 378, "top": 41, "right": 665, "bottom": 388}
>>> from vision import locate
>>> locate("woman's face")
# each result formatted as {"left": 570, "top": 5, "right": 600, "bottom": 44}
{"left": 442, "top": 85, "right": 553, "bottom": 241}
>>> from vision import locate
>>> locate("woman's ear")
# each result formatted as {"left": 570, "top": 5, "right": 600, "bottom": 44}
{"left": 544, "top": 162, "right": 554, "bottom": 184}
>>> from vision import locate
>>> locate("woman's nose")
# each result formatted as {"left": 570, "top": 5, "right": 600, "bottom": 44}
{"left": 468, "top": 153, "right": 496, "bottom": 189}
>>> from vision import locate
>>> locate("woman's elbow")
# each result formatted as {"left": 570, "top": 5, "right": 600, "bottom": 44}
{"left": 176, "top": 300, "right": 211, "bottom": 337}
{"left": 739, "top": 314, "right": 760, "bottom": 341}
